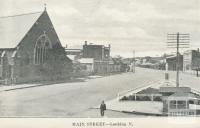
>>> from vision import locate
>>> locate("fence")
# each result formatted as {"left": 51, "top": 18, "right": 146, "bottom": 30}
{"left": 119, "top": 93, "right": 162, "bottom": 101}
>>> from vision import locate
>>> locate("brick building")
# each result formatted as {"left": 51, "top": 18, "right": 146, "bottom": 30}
{"left": 80, "top": 41, "right": 127, "bottom": 74}
{"left": 0, "top": 9, "right": 72, "bottom": 84}
{"left": 82, "top": 41, "right": 110, "bottom": 60}
{"left": 183, "top": 49, "right": 200, "bottom": 72}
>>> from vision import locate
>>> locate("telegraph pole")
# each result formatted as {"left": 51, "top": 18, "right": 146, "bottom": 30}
{"left": 167, "top": 33, "right": 190, "bottom": 87}
{"left": 176, "top": 33, "right": 180, "bottom": 87}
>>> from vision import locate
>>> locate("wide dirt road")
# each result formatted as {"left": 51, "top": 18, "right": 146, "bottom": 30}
{"left": 0, "top": 68, "right": 199, "bottom": 117}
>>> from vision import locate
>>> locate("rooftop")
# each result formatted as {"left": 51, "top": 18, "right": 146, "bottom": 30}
{"left": 184, "top": 49, "right": 200, "bottom": 54}
{"left": 83, "top": 42, "right": 110, "bottom": 48}
{"left": 137, "top": 87, "right": 160, "bottom": 94}
{"left": 0, "top": 11, "right": 43, "bottom": 48}
{"left": 78, "top": 58, "right": 94, "bottom": 64}
{"left": 66, "top": 55, "right": 76, "bottom": 61}
{"left": 166, "top": 55, "right": 183, "bottom": 59}
{"left": 159, "top": 87, "right": 191, "bottom": 93}
{"left": 65, "top": 49, "right": 82, "bottom": 52}
{"left": 167, "top": 92, "right": 200, "bottom": 100}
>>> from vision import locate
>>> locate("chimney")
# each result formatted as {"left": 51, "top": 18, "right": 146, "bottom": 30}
{"left": 65, "top": 44, "right": 68, "bottom": 48}
{"left": 84, "top": 41, "right": 87, "bottom": 45}
{"left": 108, "top": 44, "right": 111, "bottom": 48}
{"left": 198, "top": 48, "right": 199, "bottom": 52}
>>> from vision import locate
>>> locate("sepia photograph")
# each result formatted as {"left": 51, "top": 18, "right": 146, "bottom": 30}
{"left": 0, "top": 0, "right": 200, "bottom": 127}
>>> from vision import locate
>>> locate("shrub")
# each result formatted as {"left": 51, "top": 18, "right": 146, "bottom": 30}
{"left": 120, "top": 96, "right": 128, "bottom": 101}
{"left": 136, "top": 96, "right": 151, "bottom": 101}
{"left": 142, "top": 96, "right": 151, "bottom": 101}
{"left": 153, "top": 96, "right": 162, "bottom": 101}
{"left": 128, "top": 95, "right": 135, "bottom": 100}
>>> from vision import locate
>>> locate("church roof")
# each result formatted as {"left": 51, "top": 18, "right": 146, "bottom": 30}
{"left": 0, "top": 11, "right": 43, "bottom": 49}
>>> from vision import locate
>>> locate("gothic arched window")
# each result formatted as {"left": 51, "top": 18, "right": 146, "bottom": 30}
{"left": 34, "top": 33, "right": 52, "bottom": 65}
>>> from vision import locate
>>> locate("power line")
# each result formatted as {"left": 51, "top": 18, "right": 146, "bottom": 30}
{"left": 167, "top": 32, "right": 190, "bottom": 87}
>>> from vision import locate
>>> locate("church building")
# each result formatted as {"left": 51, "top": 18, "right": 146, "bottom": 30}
{"left": 0, "top": 8, "right": 72, "bottom": 84}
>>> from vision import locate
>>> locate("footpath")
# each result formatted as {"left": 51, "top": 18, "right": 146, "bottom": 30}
{"left": 92, "top": 73, "right": 200, "bottom": 116}
{"left": 0, "top": 83, "right": 41, "bottom": 92}
{"left": 0, "top": 75, "right": 103, "bottom": 92}
{"left": 92, "top": 80, "right": 166, "bottom": 116}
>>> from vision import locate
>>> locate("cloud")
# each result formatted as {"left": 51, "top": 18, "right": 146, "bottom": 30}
{"left": 0, "top": 0, "right": 200, "bottom": 57}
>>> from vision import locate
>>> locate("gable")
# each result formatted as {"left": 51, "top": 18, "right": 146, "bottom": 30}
{"left": 0, "top": 12, "right": 43, "bottom": 48}
{"left": 36, "top": 11, "right": 62, "bottom": 47}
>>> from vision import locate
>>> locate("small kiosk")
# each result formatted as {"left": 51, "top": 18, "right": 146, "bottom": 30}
{"left": 160, "top": 87, "right": 200, "bottom": 116}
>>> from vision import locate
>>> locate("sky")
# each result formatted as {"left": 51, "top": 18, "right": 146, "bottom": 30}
{"left": 0, "top": 0, "right": 200, "bottom": 57}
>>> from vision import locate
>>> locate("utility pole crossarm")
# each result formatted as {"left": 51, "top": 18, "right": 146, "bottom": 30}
{"left": 167, "top": 32, "right": 190, "bottom": 87}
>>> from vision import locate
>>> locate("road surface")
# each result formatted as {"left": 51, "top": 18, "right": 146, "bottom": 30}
{"left": 0, "top": 68, "right": 199, "bottom": 117}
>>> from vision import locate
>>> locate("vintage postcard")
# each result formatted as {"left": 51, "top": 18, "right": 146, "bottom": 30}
{"left": 0, "top": 0, "right": 200, "bottom": 128}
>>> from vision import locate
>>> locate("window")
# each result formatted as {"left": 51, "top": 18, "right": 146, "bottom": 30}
{"left": 0, "top": 51, "right": 5, "bottom": 65}
{"left": 170, "top": 100, "right": 176, "bottom": 109}
{"left": 34, "top": 34, "right": 52, "bottom": 65}
{"left": 189, "top": 100, "right": 194, "bottom": 104}
{"left": 189, "top": 112, "right": 194, "bottom": 115}
{"left": 177, "top": 101, "right": 186, "bottom": 109}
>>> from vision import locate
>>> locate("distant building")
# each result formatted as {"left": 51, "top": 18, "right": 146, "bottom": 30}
{"left": 78, "top": 58, "right": 94, "bottom": 74}
{"left": 65, "top": 48, "right": 82, "bottom": 60}
{"left": 137, "top": 56, "right": 165, "bottom": 70}
{"left": 65, "top": 49, "right": 82, "bottom": 56}
{"left": 65, "top": 41, "right": 127, "bottom": 75}
{"left": 183, "top": 49, "right": 200, "bottom": 72}
{"left": 82, "top": 41, "right": 109, "bottom": 74}
{"left": 82, "top": 41, "right": 110, "bottom": 61}
{"left": 0, "top": 9, "right": 72, "bottom": 84}
{"left": 112, "top": 57, "right": 127, "bottom": 72}
{"left": 166, "top": 55, "right": 183, "bottom": 71}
